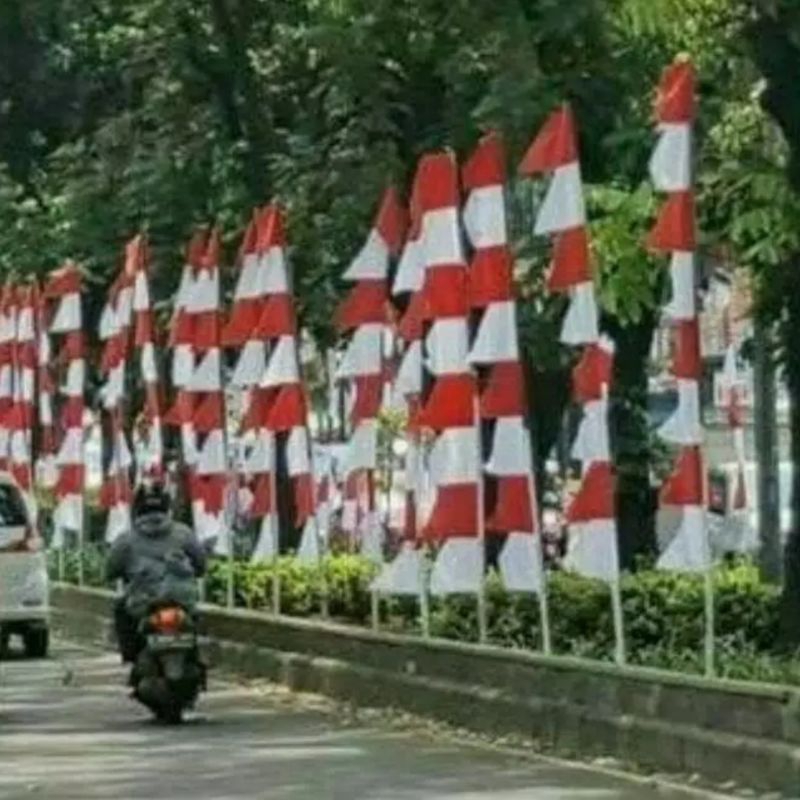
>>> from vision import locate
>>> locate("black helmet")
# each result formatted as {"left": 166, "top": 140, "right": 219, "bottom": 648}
{"left": 133, "top": 478, "right": 171, "bottom": 519}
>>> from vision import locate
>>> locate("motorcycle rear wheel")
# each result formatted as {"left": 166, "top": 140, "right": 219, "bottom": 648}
{"left": 155, "top": 701, "right": 183, "bottom": 725}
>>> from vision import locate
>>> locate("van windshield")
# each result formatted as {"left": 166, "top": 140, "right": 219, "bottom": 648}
{"left": 0, "top": 484, "right": 28, "bottom": 527}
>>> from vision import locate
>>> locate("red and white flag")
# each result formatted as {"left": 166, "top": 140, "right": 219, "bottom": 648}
{"left": 520, "top": 106, "right": 597, "bottom": 345}
{"left": 98, "top": 265, "right": 135, "bottom": 542}
{"left": 464, "top": 132, "right": 543, "bottom": 594}
{"left": 8, "top": 286, "right": 37, "bottom": 497}
{"left": 336, "top": 188, "right": 406, "bottom": 564}
{"left": 127, "top": 235, "right": 164, "bottom": 480}
{"left": 647, "top": 60, "right": 710, "bottom": 572}
{"left": 35, "top": 283, "right": 58, "bottom": 489}
{"left": 404, "top": 152, "right": 483, "bottom": 596}
{"left": 166, "top": 228, "right": 229, "bottom": 552}
{"left": 236, "top": 205, "right": 314, "bottom": 563}
{"left": 521, "top": 107, "right": 620, "bottom": 583}
{"left": 44, "top": 262, "right": 86, "bottom": 548}
{"left": 373, "top": 179, "right": 430, "bottom": 595}
{"left": 0, "top": 286, "right": 18, "bottom": 477}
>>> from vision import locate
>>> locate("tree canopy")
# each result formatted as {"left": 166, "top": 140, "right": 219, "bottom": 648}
{"left": 5, "top": 0, "right": 800, "bottom": 591}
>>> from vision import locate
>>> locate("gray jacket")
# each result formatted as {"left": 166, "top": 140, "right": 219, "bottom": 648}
{"left": 107, "top": 513, "right": 207, "bottom": 617}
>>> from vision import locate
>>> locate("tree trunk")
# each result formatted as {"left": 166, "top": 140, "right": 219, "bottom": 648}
{"left": 526, "top": 364, "right": 570, "bottom": 505}
{"left": 779, "top": 266, "right": 800, "bottom": 647}
{"left": 607, "top": 312, "right": 659, "bottom": 570}
{"left": 753, "top": 318, "right": 782, "bottom": 581}
{"left": 742, "top": 11, "right": 800, "bottom": 646}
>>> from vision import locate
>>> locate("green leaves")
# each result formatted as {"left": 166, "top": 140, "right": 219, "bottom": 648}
{"left": 589, "top": 183, "right": 662, "bottom": 326}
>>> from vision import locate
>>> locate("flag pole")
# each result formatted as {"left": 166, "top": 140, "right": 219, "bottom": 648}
{"left": 370, "top": 464, "right": 381, "bottom": 631}
{"left": 369, "top": 463, "right": 380, "bottom": 630}
{"left": 419, "top": 546, "right": 431, "bottom": 637}
{"left": 319, "top": 513, "right": 330, "bottom": 619}
{"left": 224, "top": 442, "right": 235, "bottom": 610}
{"left": 77, "top": 511, "right": 85, "bottom": 588}
{"left": 370, "top": 586, "right": 380, "bottom": 630}
{"left": 528, "top": 470, "right": 552, "bottom": 655}
{"left": 304, "top": 410, "right": 329, "bottom": 619}
{"left": 701, "top": 450, "right": 715, "bottom": 677}
{"left": 225, "top": 489, "right": 235, "bottom": 609}
{"left": 371, "top": 426, "right": 396, "bottom": 632}
{"left": 474, "top": 396, "right": 488, "bottom": 645}
{"left": 270, "top": 450, "right": 281, "bottom": 616}
{"left": 226, "top": 550, "right": 235, "bottom": 608}
{"left": 610, "top": 573, "right": 626, "bottom": 666}
{"left": 703, "top": 564, "right": 715, "bottom": 676}
{"left": 600, "top": 381, "right": 626, "bottom": 667}
{"left": 417, "top": 432, "right": 431, "bottom": 638}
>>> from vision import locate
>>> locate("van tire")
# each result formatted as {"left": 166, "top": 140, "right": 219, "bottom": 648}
{"left": 24, "top": 627, "right": 49, "bottom": 659}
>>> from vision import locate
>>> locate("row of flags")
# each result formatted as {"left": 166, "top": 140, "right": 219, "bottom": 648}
{"left": 221, "top": 206, "right": 316, "bottom": 561}
{"left": 1, "top": 59, "right": 746, "bottom": 660}
{"left": 335, "top": 189, "right": 406, "bottom": 563}
{"left": 0, "top": 266, "right": 88, "bottom": 546}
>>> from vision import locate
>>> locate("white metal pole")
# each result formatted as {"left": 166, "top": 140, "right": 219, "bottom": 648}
{"left": 474, "top": 397, "right": 488, "bottom": 645}
{"left": 703, "top": 565, "right": 715, "bottom": 677}
{"left": 419, "top": 545, "right": 431, "bottom": 638}
{"left": 416, "top": 435, "right": 431, "bottom": 638}
{"left": 226, "top": 547, "right": 235, "bottom": 609}
{"left": 699, "top": 452, "right": 715, "bottom": 677}
{"left": 269, "top": 454, "right": 281, "bottom": 616}
{"left": 225, "top": 476, "right": 236, "bottom": 609}
{"left": 319, "top": 510, "right": 330, "bottom": 619}
{"left": 526, "top": 450, "right": 552, "bottom": 655}
{"left": 370, "top": 590, "right": 380, "bottom": 631}
{"left": 77, "top": 516, "right": 85, "bottom": 588}
{"left": 610, "top": 574, "right": 626, "bottom": 666}
{"left": 308, "top": 442, "right": 329, "bottom": 619}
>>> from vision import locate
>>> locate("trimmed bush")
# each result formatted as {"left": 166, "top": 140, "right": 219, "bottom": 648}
{"left": 50, "top": 547, "right": 796, "bottom": 682}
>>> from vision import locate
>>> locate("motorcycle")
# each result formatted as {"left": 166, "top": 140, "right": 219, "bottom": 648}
{"left": 131, "top": 602, "right": 207, "bottom": 724}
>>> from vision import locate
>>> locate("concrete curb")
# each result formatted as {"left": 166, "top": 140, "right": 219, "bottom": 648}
{"left": 52, "top": 584, "right": 800, "bottom": 797}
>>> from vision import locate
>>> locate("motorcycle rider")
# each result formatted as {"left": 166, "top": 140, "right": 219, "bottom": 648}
{"left": 106, "top": 478, "right": 207, "bottom": 663}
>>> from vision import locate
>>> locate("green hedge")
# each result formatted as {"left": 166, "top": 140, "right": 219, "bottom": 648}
{"left": 50, "top": 547, "right": 798, "bottom": 683}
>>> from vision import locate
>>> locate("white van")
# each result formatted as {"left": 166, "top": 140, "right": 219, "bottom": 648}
{"left": 0, "top": 473, "right": 49, "bottom": 657}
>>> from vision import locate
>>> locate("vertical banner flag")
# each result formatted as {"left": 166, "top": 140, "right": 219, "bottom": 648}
{"left": 98, "top": 267, "right": 134, "bottom": 542}
{"left": 336, "top": 188, "right": 406, "bottom": 565}
{"left": 520, "top": 106, "right": 624, "bottom": 662}
{"left": 35, "top": 283, "right": 58, "bottom": 490}
{"left": 373, "top": 174, "right": 429, "bottom": 595}
{"left": 241, "top": 205, "right": 314, "bottom": 563}
{"left": 227, "top": 208, "right": 279, "bottom": 562}
{"left": 519, "top": 106, "right": 621, "bottom": 584}
{"left": 647, "top": 60, "right": 709, "bottom": 572}
{"left": 45, "top": 262, "right": 86, "bottom": 548}
{"left": 10, "top": 287, "right": 37, "bottom": 498}
{"left": 464, "top": 131, "right": 545, "bottom": 597}
{"left": 127, "top": 235, "right": 164, "bottom": 480}
{"left": 412, "top": 152, "right": 484, "bottom": 597}
{"left": 647, "top": 59, "right": 716, "bottom": 675}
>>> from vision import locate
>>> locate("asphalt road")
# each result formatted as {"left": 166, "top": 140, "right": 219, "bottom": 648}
{"left": 0, "top": 642, "right": 728, "bottom": 800}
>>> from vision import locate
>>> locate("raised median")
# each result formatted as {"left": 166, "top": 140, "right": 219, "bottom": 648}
{"left": 52, "top": 582, "right": 800, "bottom": 797}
